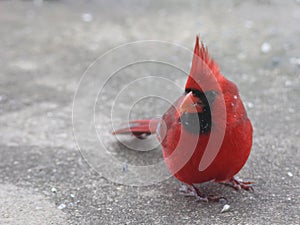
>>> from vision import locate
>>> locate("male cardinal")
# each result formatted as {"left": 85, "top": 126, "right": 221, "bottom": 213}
{"left": 113, "top": 36, "right": 253, "bottom": 201}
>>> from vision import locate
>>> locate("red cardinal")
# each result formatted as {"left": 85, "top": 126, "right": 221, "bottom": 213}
{"left": 113, "top": 36, "right": 253, "bottom": 201}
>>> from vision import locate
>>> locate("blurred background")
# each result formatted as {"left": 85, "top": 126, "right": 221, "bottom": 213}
{"left": 0, "top": 0, "right": 299, "bottom": 224}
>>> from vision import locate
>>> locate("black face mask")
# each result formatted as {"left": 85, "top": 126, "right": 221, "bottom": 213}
{"left": 180, "top": 89, "right": 217, "bottom": 134}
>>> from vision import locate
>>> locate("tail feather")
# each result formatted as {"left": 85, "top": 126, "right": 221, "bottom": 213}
{"left": 112, "top": 119, "right": 159, "bottom": 138}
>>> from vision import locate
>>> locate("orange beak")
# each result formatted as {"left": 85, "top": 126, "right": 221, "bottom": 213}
{"left": 179, "top": 92, "right": 203, "bottom": 114}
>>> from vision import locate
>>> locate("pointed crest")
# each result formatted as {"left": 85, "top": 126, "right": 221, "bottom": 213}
{"left": 185, "top": 36, "right": 221, "bottom": 92}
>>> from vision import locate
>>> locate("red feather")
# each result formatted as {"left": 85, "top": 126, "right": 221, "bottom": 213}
{"left": 185, "top": 36, "right": 222, "bottom": 92}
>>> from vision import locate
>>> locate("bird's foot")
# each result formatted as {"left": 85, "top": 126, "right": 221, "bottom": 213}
{"left": 179, "top": 184, "right": 227, "bottom": 203}
{"left": 221, "top": 177, "right": 254, "bottom": 191}
{"left": 179, "top": 184, "right": 196, "bottom": 197}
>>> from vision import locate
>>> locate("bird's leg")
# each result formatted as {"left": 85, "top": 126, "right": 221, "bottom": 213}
{"left": 179, "top": 184, "right": 226, "bottom": 202}
{"left": 191, "top": 184, "right": 227, "bottom": 202}
{"left": 221, "top": 177, "right": 254, "bottom": 191}
{"left": 190, "top": 184, "right": 210, "bottom": 202}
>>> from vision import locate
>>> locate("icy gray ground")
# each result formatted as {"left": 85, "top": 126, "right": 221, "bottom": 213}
{"left": 0, "top": 1, "right": 299, "bottom": 224}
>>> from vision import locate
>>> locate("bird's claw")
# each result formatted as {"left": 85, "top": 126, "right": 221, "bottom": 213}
{"left": 222, "top": 177, "right": 254, "bottom": 191}
{"left": 179, "top": 184, "right": 197, "bottom": 197}
{"left": 179, "top": 184, "right": 227, "bottom": 203}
